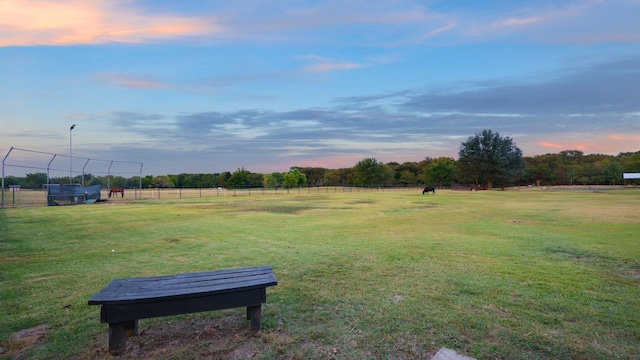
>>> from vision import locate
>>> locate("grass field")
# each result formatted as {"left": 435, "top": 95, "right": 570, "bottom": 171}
{"left": 1, "top": 189, "right": 639, "bottom": 359}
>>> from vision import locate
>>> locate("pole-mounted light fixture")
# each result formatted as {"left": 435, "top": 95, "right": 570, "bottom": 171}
{"left": 70, "top": 124, "right": 76, "bottom": 185}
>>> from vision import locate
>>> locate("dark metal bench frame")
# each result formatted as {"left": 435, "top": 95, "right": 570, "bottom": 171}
{"left": 88, "top": 266, "right": 277, "bottom": 354}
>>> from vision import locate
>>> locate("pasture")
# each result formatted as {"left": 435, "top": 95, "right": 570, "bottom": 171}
{"left": 1, "top": 189, "right": 639, "bottom": 359}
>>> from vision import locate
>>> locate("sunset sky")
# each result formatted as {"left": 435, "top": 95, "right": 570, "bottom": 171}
{"left": 1, "top": 0, "right": 639, "bottom": 177}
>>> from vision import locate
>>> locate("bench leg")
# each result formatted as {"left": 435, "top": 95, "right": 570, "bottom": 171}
{"left": 125, "top": 319, "right": 139, "bottom": 337}
{"left": 108, "top": 322, "right": 127, "bottom": 354}
{"left": 247, "top": 305, "right": 262, "bottom": 331}
{"left": 108, "top": 320, "right": 138, "bottom": 354}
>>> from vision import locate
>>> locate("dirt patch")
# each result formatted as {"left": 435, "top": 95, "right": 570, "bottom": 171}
{"left": 2, "top": 324, "right": 49, "bottom": 359}
{"left": 79, "top": 315, "right": 294, "bottom": 360}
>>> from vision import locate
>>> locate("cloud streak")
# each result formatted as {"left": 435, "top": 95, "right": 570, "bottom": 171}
{"left": 0, "top": 0, "right": 221, "bottom": 46}
{"left": 95, "top": 73, "right": 166, "bottom": 89}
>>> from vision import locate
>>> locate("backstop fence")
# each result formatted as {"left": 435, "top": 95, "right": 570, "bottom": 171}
{"left": 2, "top": 147, "right": 143, "bottom": 208}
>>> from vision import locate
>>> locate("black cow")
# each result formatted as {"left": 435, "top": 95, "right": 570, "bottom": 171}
{"left": 422, "top": 186, "right": 436, "bottom": 195}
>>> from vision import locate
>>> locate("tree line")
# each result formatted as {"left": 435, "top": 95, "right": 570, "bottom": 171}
{"left": 5, "top": 130, "right": 639, "bottom": 190}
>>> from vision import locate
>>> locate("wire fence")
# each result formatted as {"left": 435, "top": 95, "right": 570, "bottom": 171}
{"left": 0, "top": 185, "right": 425, "bottom": 208}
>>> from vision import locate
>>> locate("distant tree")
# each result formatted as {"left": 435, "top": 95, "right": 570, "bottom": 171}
{"left": 2, "top": 176, "right": 20, "bottom": 188}
{"left": 167, "top": 174, "right": 180, "bottom": 187}
{"left": 24, "top": 172, "right": 48, "bottom": 189}
{"left": 152, "top": 175, "right": 174, "bottom": 188}
{"left": 108, "top": 176, "right": 128, "bottom": 188}
{"left": 264, "top": 172, "right": 284, "bottom": 188}
{"left": 323, "top": 168, "right": 352, "bottom": 185}
{"left": 619, "top": 151, "right": 640, "bottom": 173}
{"left": 560, "top": 150, "right": 584, "bottom": 164}
{"left": 142, "top": 175, "right": 153, "bottom": 188}
{"left": 86, "top": 176, "right": 104, "bottom": 186}
{"left": 283, "top": 168, "right": 306, "bottom": 189}
{"left": 202, "top": 173, "right": 217, "bottom": 187}
{"left": 393, "top": 162, "right": 420, "bottom": 185}
{"left": 226, "top": 168, "right": 251, "bottom": 189}
{"left": 295, "top": 167, "right": 326, "bottom": 186}
{"left": 397, "top": 170, "right": 417, "bottom": 186}
{"left": 353, "top": 158, "right": 394, "bottom": 186}
{"left": 81, "top": 173, "right": 94, "bottom": 185}
{"left": 524, "top": 155, "right": 550, "bottom": 185}
{"left": 217, "top": 172, "right": 231, "bottom": 187}
{"left": 457, "top": 129, "right": 525, "bottom": 189}
{"left": 172, "top": 173, "right": 213, "bottom": 188}
{"left": 249, "top": 173, "right": 264, "bottom": 187}
{"left": 567, "top": 165, "right": 581, "bottom": 185}
{"left": 386, "top": 161, "right": 400, "bottom": 169}
{"left": 523, "top": 159, "right": 554, "bottom": 186}
{"left": 603, "top": 159, "right": 624, "bottom": 185}
{"left": 423, "top": 157, "right": 456, "bottom": 187}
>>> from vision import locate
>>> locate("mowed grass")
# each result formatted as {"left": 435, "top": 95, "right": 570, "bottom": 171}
{"left": 1, "top": 189, "right": 639, "bottom": 359}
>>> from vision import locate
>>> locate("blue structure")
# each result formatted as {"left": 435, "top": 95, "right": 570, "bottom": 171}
{"left": 46, "top": 184, "right": 102, "bottom": 206}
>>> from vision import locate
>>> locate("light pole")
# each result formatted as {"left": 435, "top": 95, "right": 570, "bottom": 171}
{"left": 70, "top": 124, "right": 76, "bottom": 184}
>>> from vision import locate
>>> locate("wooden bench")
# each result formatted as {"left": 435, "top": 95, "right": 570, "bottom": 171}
{"left": 88, "top": 266, "right": 277, "bottom": 354}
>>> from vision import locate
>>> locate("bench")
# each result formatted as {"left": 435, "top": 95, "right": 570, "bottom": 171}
{"left": 88, "top": 266, "right": 277, "bottom": 354}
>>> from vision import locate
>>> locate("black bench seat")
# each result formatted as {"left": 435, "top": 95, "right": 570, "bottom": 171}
{"left": 88, "top": 266, "right": 277, "bottom": 354}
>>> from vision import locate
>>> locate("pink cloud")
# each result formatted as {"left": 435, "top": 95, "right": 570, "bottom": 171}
{"left": 534, "top": 133, "right": 640, "bottom": 155}
{"left": 0, "top": 0, "right": 222, "bottom": 46}
{"left": 538, "top": 141, "right": 565, "bottom": 150}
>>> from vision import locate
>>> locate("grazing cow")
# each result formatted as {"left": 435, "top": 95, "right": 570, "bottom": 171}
{"left": 422, "top": 186, "right": 436, "bottom": 195}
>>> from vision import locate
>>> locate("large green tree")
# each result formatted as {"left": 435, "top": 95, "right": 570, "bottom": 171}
{"left": 352, "top": 158, "right": 394, "bottom": 186}
{"left": 457, "top": 129, "right": 525, "bottom": 189}
{"left": 423, "top": 157, "right": 456, "bottom": 187}
{"left": 226, "top": 168, "right": 251, "bottom": 189}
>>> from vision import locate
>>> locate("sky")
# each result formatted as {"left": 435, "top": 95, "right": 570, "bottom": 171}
{"left": 1, "top": 0, "right": 639, "bottom": 178}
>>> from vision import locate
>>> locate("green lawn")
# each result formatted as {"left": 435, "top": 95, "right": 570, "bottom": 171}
{"left": 1, "top": 189, "right": 639, "bottom": 359}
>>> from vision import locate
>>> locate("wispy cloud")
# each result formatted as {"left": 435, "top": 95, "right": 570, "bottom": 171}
{"left": 95, "top": 73, "right": 166, "bottom": 89}
{"left": 0, "top": 0, "right": 222, "bottom": 46}
{"left": 298, "top": 55, "right": 365, "bottom": 73}
{"left": 460, "top": 0, "right": 640, "bottom": 44}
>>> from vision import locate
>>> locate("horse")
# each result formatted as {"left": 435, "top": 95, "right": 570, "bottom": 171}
{"left": 422, "top": 186, "right": 436, "bottom": 195}
{"left": 109, "top": 187, "right": 124, "bottom": 198}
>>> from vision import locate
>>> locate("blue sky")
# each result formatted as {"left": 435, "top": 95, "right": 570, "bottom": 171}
{"left": 1, "top": 0, "right": 639, "bottom": 177}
